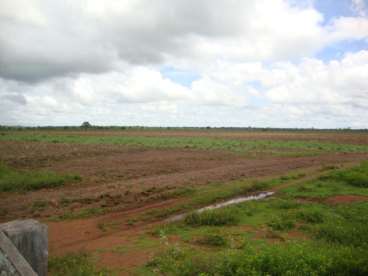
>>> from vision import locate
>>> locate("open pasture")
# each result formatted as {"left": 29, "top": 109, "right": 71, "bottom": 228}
{"left": 1, "top": 128, "right": 368, "bottom": 275}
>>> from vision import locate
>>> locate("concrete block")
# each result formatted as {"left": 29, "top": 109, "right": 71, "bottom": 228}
{"left": 0, "top": 231, "right": 36, "bottom": 275}
{"left": 0, "top": 220, "right": 47, "bottom": 276}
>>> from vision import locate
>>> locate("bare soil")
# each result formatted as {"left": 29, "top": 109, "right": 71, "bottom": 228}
{"left": 325, "top": 195, "right": 368, "bottom": 204}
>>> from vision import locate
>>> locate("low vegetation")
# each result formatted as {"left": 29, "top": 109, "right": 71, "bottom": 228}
{"left": 0, "top": 164, "right": 80, "bottom": 192}
{"left": 1, "top": 132, "right": 368, "bottom": 156}
{"left": 146, "top": 162, "right": 368, "bottom": 275}
{"left": 184, "top": 209, "right": 240, "bottom": 226}
{"left": 48, "top": 253, "right": 110, "bottom": 276}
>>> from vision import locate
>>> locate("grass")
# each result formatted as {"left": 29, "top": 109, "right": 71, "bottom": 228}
{"left": 320, "top": 161, "right": 368, "bottom": 188}
{"left": 184, "top": 209, "right": 240, "bottom": 226}
{"left": 146, "top": 161, "right": 368, "bottom": 275}
{"left": 140, "top": 173, "right": 298, "bottom": 222}
{"left": 52, "top": 207, "right": 105, "bottom": 221}
{"left": 1, "top": 132, "right": 368, "bottom": 156}
{"left": 147, "top": 242, "right": 368, "bottom": 276}
{"left": 48, "top": 252, "right": 111, "bottom": 276}
{"left": 0, "top": 163, "right": 81, "bottom": 192}
{"left": 195, "top": 234, "right": 227, "bottom": 247}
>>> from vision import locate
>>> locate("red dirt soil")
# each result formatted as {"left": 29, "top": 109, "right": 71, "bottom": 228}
{"left": 325, "top": 195, "right": 368, "bottom": 204}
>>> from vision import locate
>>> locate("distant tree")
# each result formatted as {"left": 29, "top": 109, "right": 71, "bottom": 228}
{"left": 81, "top": 121, "right": 92, "bottom": 128}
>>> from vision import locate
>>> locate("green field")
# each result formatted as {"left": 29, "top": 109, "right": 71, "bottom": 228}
{"left": 1, "top": 132, "right": 368, "bottom": 156}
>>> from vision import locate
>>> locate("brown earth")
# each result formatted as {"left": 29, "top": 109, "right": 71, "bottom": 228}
{"left": 325, "top": 195, "right": 368, "bottom": 204}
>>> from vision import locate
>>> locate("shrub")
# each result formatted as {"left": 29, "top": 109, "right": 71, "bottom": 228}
{"left": 267, "top": 214, "right": 295, "bottom": 231}
{"left": 195, "top": 234, "right": 227, "bottom": 247}
{"left": 297, "top": 209, "right": 324, "bottom": 224}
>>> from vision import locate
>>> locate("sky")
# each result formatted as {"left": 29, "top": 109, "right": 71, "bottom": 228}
{"left": 0, "top": 0, "right": 367, "bottom": 128}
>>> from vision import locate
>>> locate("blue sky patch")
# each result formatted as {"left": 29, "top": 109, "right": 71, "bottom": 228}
{"left": 160, "top": 66, "right": 200, "bottom": 87}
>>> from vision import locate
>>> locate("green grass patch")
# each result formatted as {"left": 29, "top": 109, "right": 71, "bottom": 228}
{"left": 148, "top": 242, "right": 368, "bottom": 276}
{"left": 0, "top": 164, "right": 81, "bottom": 192}
{"left": 297, "top": 209, "right": 325, "bottom": 224}
{"left": 146, "top": 161, "right": 368, "bottom": 275}
{"left": 320, "top": 161, "right": 368, "bottom": 188}
{"left": 54, "top": 207, "right": 105, "bottom": 221}
{"left": 267, "top": 214, "right": 296, "bottom": 231}
{"left": 195, "top": 234, "right": 227, "bottom": 247}
{"left": 48, "top": 252, "right": 111, "bottom": 276}
{"left": 1, "top": 132, "right": 368, "bottom": 155}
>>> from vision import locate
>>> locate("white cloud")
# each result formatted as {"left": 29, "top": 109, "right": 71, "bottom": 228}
{"left": 0, "top": 0, "right": 368, "bottom": 128}
{"left": 351, "top": 0, "right": 367, "bottom": 16}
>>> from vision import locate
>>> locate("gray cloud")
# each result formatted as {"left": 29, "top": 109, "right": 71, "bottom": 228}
{"left": 0, "top": 0, "right": 368, "bottom": 128}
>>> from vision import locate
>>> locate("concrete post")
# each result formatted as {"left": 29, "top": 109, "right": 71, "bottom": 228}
{"left": 0, "top": 220, "right": 48, "bottom": 276}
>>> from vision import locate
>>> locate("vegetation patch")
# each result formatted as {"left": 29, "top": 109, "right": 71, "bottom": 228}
{"left": 148, "top": 242, "right": 368, "bottom": 276}
{"left": 48, "top": 252, "right": 110, "bottom": 276}
{"left": 195, "top": 234, "right": 227, "bottom": 247}
{"left": 2, "top": 132, "right": 368, "bottom": 155}
{"left": 267, "top": 214, "right": 295, "bottom": 231}
{"left": 297, "top": 209, "right": 325, "bottom": 224}
{"left": 0, "top": 164, "right": 80, "bottom": 192}
{"left": 146, "top": 161, "right": 368, "bottom": 275}
{"left": 184, "top": 209, "right": 240, "bottom": 226}
{"left": 320, "top": 161, "right": 368, "bottom": 188}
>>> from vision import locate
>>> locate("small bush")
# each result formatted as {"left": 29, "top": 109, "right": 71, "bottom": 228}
{"left": 185, "top": 209, "right": 239, "bottom": 226}
{"left": 297, "top": 209, "right": 324, "bottom": 224}
{"left": 196, "top": 234, "right": 227, "bottom": 247}
{"left": 267, "top": 214, "right": 295, "bottom": 231}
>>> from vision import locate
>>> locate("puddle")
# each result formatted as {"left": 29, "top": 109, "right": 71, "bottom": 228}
{"left": 166, "top": 191, "right": 274, "bottom": 222}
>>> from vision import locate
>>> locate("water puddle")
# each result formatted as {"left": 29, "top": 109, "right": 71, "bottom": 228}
{"left": 166, "top": 191, "right": 274, "bottom": 222}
